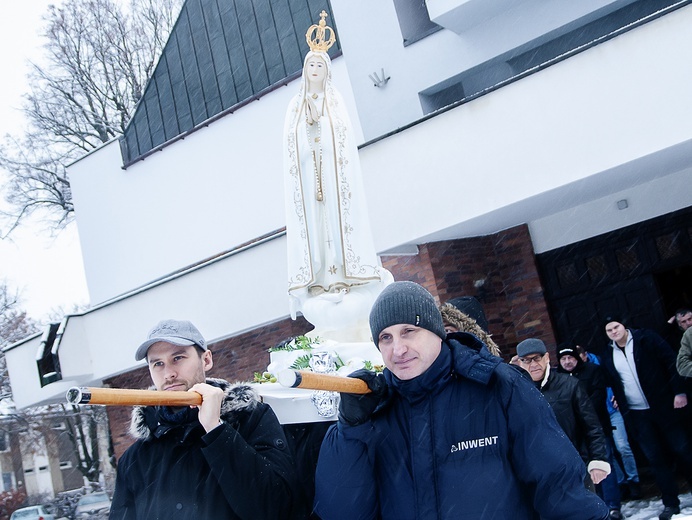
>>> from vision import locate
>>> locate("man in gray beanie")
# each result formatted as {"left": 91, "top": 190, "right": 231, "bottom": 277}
{"left": 315, "top": 281, "right": 609, "bottom": 520}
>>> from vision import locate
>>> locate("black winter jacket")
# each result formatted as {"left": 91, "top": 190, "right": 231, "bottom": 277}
{"left": 601, "top": 328, "right": 686, "bottom": 423}
{"left": 538, "top": 369, "right": 608, "bottom": 465}
{"left": 109, "top": 378, "right": 299, "bottom": 520}
{"left": 557, "top": 358, "right": 611, "bottom": 433}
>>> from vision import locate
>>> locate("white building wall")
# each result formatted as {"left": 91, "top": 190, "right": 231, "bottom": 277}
{"left": 70, "top": 60, "right": 361, "bottom": 305}
{"left": 331, "top": 0, "right": 635, "bottom": 140}
{"left": 530, "top": 164, "right": 692, "bottom": 254}
{"left": 20, "top": 444, "right": 53, "bottom": 498}
{"left": 71, "top": 4, "right": 692, "bottom": 307}
{"left": 359, "top": 5, "right": 692, "bottom": 251}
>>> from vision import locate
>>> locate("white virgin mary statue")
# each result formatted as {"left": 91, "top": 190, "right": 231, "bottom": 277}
{"left": 283, "top": 13, "right": 391, "bottom": 341}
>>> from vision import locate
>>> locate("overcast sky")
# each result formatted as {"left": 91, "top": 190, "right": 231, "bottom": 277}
{"left": 0, "top": 0, "right": 90, "bottom": 322}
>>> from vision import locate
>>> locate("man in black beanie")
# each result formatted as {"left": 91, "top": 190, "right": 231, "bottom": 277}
{"left": 314, "top": 281, "right": 608, "bottom": 520}
{"left": 600, "top": 316, "right": 692, "bottom": 520}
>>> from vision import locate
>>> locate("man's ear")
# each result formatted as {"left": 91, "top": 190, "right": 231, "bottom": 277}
{"left": 203, "top": 350, "right": 214, "bottom": 371}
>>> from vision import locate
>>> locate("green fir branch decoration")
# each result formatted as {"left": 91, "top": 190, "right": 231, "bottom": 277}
{"left": 290, "top": 354, "right": 314, "bottom": 370}
{"left": 268, "top": 335, "right": 321, "bottom": 353}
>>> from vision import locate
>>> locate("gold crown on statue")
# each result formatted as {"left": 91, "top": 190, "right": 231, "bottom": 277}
{"left": 306, "top": 10, "right": 336, "bottom": 52}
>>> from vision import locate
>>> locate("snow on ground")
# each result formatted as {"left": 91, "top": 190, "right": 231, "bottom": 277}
{"left": 623, "top": 491, "right": 692, "bottom": 519}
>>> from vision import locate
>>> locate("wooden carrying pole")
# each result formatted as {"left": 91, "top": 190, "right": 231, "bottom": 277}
{"left": 66, "top": 387, "right": 203, "bottom": 407}
{"left": 277, "top": 370, "right": 371, "bottom": 394}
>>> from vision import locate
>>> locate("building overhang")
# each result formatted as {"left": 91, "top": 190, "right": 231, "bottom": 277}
{"left": 426, "top": 0, "right": 636, "bottom": 34}
{"left": 4, "top": 231, "right": 291, "bottom": 409}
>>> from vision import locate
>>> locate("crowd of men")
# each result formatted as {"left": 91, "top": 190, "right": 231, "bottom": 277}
{"left": 107, "top": 287, "right": 692, "bottom": 520}
{"left": 511, "top": 308, "right": 692, "bottom": 520}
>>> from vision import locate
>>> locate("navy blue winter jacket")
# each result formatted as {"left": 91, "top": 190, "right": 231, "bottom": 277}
{"left": 314, "top": 335, "right": 608, "bottom": 520}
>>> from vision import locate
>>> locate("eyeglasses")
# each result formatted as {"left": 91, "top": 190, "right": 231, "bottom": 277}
{"left": 519, "top": 354, "right": 545, "bottom": 365}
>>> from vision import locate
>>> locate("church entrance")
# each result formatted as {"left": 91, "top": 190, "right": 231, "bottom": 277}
{"left": 536, "top": 206, "right": 692, "bottom": 356}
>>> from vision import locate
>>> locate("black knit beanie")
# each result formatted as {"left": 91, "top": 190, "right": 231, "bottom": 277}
{"left": 557, "top": 346, "right": 578, "bottom": 360}
{"left": 446, "top": 296, "right": 489, "bottom": 332}
{"left": 369, "top": 281, "right": 446, "bottom": 347}
{"left": 601, "top": 315, "right": 625, "bottom": 331}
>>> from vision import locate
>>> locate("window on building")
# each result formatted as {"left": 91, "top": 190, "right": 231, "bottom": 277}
{"left": 37, "top": 322, "right": 63, "bottom": 387}
{"left": 2, "top": 473, "right": 12, "bottom": 492}
{"left": 0, "top": 432, "right": 8, "bottom": 452}
{"left": 418, "top": 0, "right": 682, "bottom": 113}
{"left": 24, "top": 468, "right": 34, "bottom": 474}
{"left": 59, "top": 461, "right": 73, "bottom": 470}
{"left": 393, "top": 0, "right": 441, "bottom": 46}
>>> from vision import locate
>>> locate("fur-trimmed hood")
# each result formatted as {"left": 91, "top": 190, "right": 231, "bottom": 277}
{"left": 129, "top": 377, "right": 261, "bottom": 441}
{"left": 440, "top": 303, "right": 501, "bottom": 357}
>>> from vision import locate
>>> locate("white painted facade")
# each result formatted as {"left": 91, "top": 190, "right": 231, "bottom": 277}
{"left": 20, "top": 442, "right": 54, "bottom": 498}
{"left": 69, "top": 58, "right": 362, "bottom": 306}
{"left": 5, "top": 0, "right": 692, "bottom": 408}
{"left": 337, "top": 0, "right": 637, "bottom": 139}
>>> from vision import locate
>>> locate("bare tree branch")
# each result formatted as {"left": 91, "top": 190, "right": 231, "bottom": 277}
{"left": 0, "top": 285, "right": 39, "bottom": 350}
{"left": 0, "top": 0, "right": 182, "bottom": 236}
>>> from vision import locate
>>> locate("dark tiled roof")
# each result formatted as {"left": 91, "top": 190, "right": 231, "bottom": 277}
{"left": 120, "top": 0, "right": 340, "bottom": 167}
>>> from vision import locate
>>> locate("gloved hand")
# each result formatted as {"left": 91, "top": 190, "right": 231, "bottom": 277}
{"left": 338, "top": 369, "right": 388, "bottom": 426}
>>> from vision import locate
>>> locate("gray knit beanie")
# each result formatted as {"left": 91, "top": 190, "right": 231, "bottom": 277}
{"left": 369, "top": 281, "right": 446, "bottom": 347}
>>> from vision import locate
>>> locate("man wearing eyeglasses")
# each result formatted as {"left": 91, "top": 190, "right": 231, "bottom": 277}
{"left": 516, "top": 339, "right": 612, "bottom": 509}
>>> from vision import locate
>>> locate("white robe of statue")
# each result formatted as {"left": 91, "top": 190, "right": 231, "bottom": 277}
{"left": 283, "top": 51, "right": 391, "bottom": 341}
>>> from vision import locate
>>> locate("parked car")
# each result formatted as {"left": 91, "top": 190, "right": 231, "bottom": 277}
{"left": 74, "top": 492, "right": 111, "bottom": 518}
{"left": 9, "top": 505, "right": 55, "bottom": 520}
